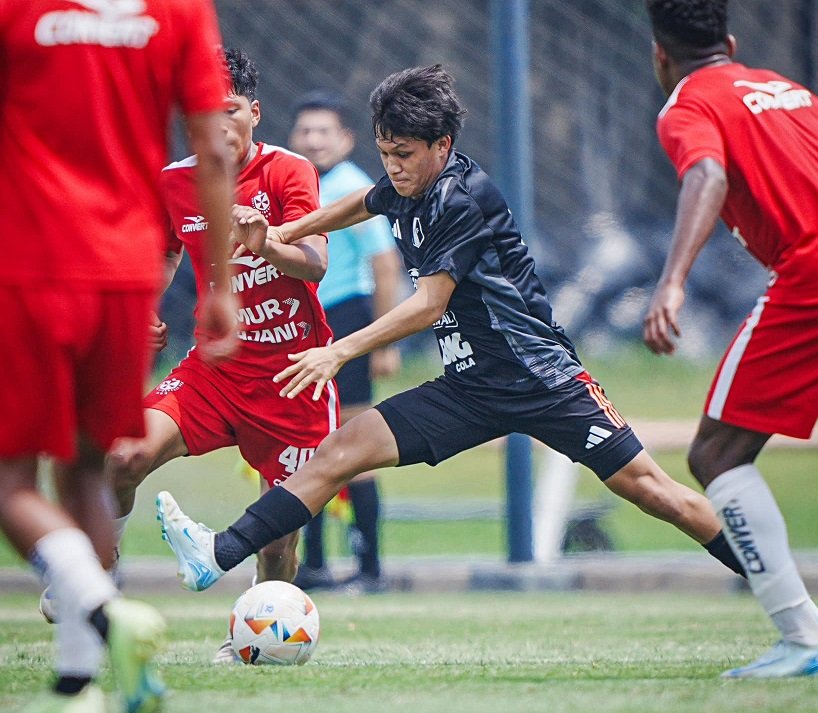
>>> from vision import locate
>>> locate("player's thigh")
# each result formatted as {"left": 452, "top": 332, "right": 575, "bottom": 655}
{"left": 518, "top": 373, "right": 643, "bottom": 482}
{"left": 0, "top": 287, "right": 150, "bottom": 460}
{"left": 76, "top": 290, "right": 154, "bottom": 453}
{"left": 373, "top": 379, "right": 505, "bottom": 466}
{"left": 142, "top": 357, "right": 237, "bottom": 457}
{"left": 234, "top": 377, "right": 340, "bottom": 489}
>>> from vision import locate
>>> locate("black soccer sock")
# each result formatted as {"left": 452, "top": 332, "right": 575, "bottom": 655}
{"left": 704, "top": 530, "right": 747, "bottom": 578}
{"left": 88, "top": 604, "right": 109, "bottom": 642}
{"left": 302, "top": 510, "right": 326, "bottom": 570}
{"left": 214, "top": 487, "right": 312, "bottom": 572}
{"left": 54, "top": 676, "right": 93, "bottom": 696}
{"left": 348, "top": 479, "right": 381, "bottom": 578}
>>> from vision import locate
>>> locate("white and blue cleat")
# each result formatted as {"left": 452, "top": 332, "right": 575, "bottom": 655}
{"left": 722, "top": 640, "right": 818, "bottom": 679}
{"left": 156, "top": 491, "right": 224, "bottom": 592}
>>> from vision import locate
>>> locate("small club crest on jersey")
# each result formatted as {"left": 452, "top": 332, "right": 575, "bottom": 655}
{"left": 156, "top": 378, "right": 183, "bottom": 395}
{"left": 252, "top": 191, "right": 271, "bottom": 212}
{"left": 412, "top": 217, "right": 425, "bottom": 247}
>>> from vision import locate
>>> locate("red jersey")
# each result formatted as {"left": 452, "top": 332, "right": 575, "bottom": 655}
{"left": 0, "top": 0, "right": 227, "bottom": 289}
{"left": 657, "top": 63, "right": 818, "bottom": 271}
{"left": 162, "top": 142, "right": 333, "bottom": 378}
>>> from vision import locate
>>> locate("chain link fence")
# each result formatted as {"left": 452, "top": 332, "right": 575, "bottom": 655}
{"left": 159, "top": 1, "right": 818, "bottom": 366}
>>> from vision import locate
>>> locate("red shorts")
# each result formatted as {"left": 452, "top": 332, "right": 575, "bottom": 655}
{"left": 705, "top": 274, "right": 818, "bottom": 438}
{"left": 144, "top": 351, "right": 339, "bottom": 487}
{"left": 0, "top": 286, "right": 154, "bottom": 460}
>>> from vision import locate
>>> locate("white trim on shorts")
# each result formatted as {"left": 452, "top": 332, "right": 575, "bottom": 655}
{"left": 325, "top": 379, "right": 338, "bottom": 433}
{"left": 707, "top": 295, "right": 769, "bottom": 420}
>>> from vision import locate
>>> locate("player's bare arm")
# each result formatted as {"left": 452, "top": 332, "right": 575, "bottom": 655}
{"left": 186, "top": 111, "right": 239, "bottom": 363}
{"left": 274, "top": 186, "right": 374, "bottom": 245}
{"left": 274, "top": 271, "right": 456, "bottom": 400}
{"left": 146, "top": 250, "right": 183, "bottom": 353}
{"left": 231, "top": 205, "right": 328, "bottom": 282}
{"left": 643, "top": 158, "right": 728, "bottom": 355}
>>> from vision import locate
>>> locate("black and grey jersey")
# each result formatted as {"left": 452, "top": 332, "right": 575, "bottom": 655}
{"left": 365, "top": 151, "right": 584, "bottom": 396}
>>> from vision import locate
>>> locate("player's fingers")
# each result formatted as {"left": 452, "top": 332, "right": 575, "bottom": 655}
{"left": 287, "top": 351, "right": 307, "bottom": 362}
{"left": 279, "top": 373, "right": 311, "bottom": 399}
{"left": 310, "top": 379, "right": 327, "bottom": 402}
{"left": 272, "top": 362, "right": 303, "bottom": 383}
{"left": 232, "top": 243, "right": 248, "bottom": 259}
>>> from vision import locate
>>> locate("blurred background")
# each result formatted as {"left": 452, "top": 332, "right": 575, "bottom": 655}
{"left": 161, "top": 0, "right": 817, "bottom": 367}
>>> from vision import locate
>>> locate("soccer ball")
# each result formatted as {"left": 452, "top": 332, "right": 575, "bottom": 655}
{"left": 229, "top": 581, "right": 320, "bottom": 665}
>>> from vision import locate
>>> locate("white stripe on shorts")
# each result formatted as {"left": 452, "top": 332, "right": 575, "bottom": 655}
{"left": 707, "top": 295, "right": 769, "bottom": 420}
{"left": 325, "top": 379, "right": 338, "bottom": 433}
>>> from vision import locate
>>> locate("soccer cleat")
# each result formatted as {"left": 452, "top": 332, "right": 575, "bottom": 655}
{"left": 156, "top": 491, "right": 224, "bottom": 591}
{"left": 721, "top": 640, "right": 818, "bottom": 678}
{"left": 211, "top": 634, "right": 242, "bottom": 665}
{"left": 335, "top": 572, "right": 388, "bottom": 596}
{"left": 106, "top": 598, "right": 166, "bottom": 713}
{"left": 23, "top": 684, "right": 106, "bottom": 712}
{"left": 292, "top": 565, "right": 335, "bottom": 592}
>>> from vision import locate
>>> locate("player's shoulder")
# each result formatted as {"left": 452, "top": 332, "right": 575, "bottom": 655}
{"left": 162, "top": 154, "right": 198, "bottom": 173}
{"left": 160, "top": 155, "right": 197, "bottom": 191}
{"left": 256, "top": 142, "right": 315, "bottom": 171}
{"left": 426, "top": 152, "right": 494, "bottom": 224}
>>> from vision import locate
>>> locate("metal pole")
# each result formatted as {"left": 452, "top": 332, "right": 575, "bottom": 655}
{"left": 490, "top": 0, "right": 534, "bottom": 563}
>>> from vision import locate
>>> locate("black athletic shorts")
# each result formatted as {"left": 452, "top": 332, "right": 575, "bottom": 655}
{"left": 374, "top": 372, "right": 643, "bottom": 481}
{"left": 326, "top": 295, "right": 373, "bottom": 407}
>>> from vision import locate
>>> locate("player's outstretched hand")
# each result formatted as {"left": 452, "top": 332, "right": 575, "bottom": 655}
{"left": 273, "top": 346, "right": 343, "bottom": 401}
{"left": 198, "top": 289, "right": 238, "bottom": 364}
{"left": 147, "top": 311, "right": 168, "bottom": 352}
{"left": 643, "top": 282, "right": 684, "bottom": 355}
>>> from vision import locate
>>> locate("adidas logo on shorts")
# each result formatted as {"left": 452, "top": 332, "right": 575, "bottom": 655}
{"left": 585, "top": 425, "right": 612, "bottom": 449}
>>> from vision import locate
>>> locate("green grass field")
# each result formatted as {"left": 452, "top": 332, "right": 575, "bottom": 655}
{"left": 1, "top": 591, "right": 815, "bottom": 713}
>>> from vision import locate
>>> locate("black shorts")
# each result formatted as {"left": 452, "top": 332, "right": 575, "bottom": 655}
{"left": 326, "top": 295, "right": 373, "bottom": 407}
{"left": 374, "top": 373, "right": 643, "bottom": 481}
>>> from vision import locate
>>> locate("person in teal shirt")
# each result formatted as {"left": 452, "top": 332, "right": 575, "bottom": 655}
{"left": 289, "top": 90, "right": 402, "bottom": 593}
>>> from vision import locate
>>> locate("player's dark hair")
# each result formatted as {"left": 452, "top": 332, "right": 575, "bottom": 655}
{"left": 291, "top": 89, "right": 352, "bottom": 129}
{"left": 224, "top": 47, "right": 258, "bottom": 101}
{"left": 369, "top": 64, "right": 466, "bottom": 146}
{"left": 646, "top": 0, "right": 729, "bottom": 59}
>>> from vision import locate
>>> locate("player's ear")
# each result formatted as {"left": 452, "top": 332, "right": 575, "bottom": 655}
{"left": 436, "top": 135, "right": 452, "bottom": 154}
{"left": 726, "top": 34, "right": 737, "bottom": 58}
{"left": 250, "top": 100, "right": 261, "bottom": 128}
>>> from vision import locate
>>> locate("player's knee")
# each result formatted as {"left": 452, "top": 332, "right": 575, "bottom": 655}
{"left": 626, "top": 476, "right": 685, "bottom": 523}
{"left": 107, "top": 442, "right": 152, "bottom": 489}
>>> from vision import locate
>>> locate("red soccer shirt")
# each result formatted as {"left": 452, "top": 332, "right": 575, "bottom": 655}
{"left": 0, "top": 0, "right": 227, "bottom": 290}
{"left": 162, "top": 142, "right": 333, "bottom": 377}
{"left": 657, "top": 63, "right": 818, "bottom": 271}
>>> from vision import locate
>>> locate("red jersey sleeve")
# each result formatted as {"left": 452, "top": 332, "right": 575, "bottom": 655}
{"left": 658, "top": 98, "right": 726, "bottom": 180}
{"left": 275, "top": 155, "right": 323, "bottom": 225}
{"left": 175, "top": 0, "right": 227, "bottom": 116}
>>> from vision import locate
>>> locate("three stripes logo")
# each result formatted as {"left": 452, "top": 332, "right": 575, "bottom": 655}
{"left": 585, "top": 425, "right": 612, "bottom": 450}
{"left": 576, "top": 371, "right": 628, "bottom": 433}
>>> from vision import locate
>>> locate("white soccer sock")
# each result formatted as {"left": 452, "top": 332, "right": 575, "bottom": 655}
{"left": 706, "top": 464, "right": 818, "bottom": 646}
{"left": 112, "top": 512, "right": 131, "bottom": 548}
{"left": 30, "top": 528, "right": 119, "bottom": 677}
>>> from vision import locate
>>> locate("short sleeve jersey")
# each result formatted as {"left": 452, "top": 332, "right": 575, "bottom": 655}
{"left": 0, "top": 0, "right": 227, "bottom": 289}
{"left": 364, "top": 151, "right": 583, "bottom": 396}
{"left": 161, "top": 142, "right": 333, "bottom": 378}
{"left": 657, "top": 63, "right": 818, "bottom": 271}
{"left": 317, "top": 160, "right": 394, "bottom": 309}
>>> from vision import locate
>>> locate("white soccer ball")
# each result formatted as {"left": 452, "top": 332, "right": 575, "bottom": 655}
{"left": 229, "top": 581, "right": 320, "bottom": 665}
